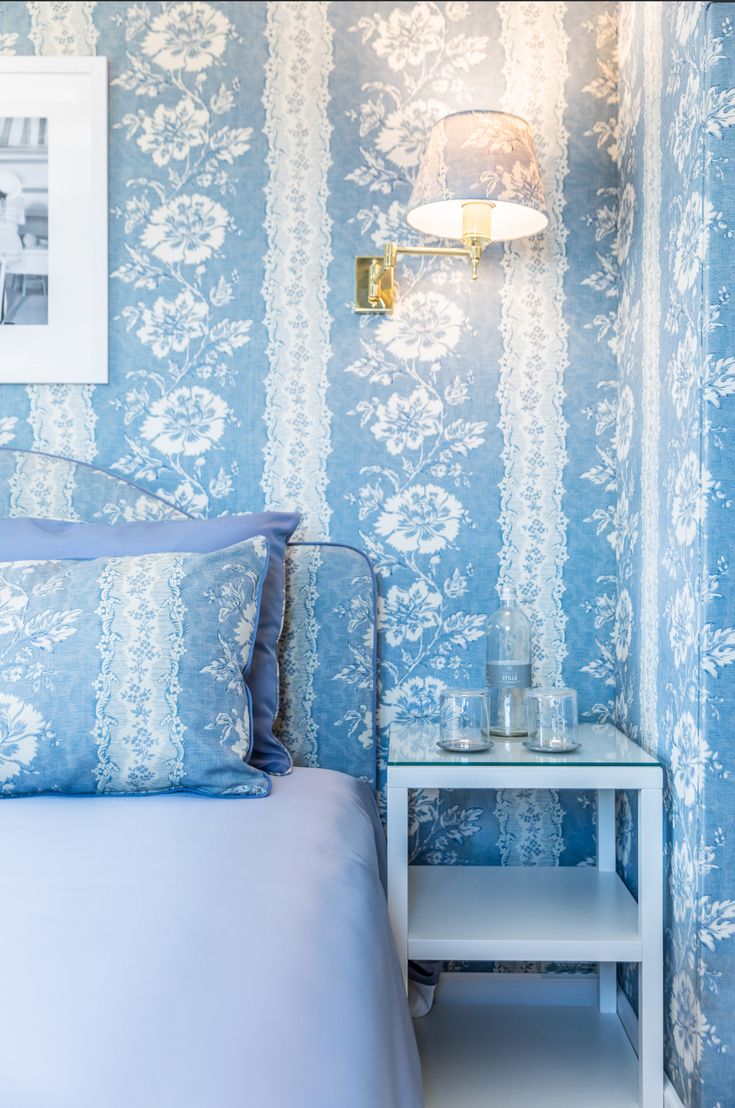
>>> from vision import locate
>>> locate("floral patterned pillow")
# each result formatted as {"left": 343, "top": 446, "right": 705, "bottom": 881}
{"left": 0, "top": 538, "right": 271, "bottom": 798}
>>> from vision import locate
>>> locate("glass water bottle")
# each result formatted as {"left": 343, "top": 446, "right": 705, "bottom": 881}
{"left": 485, "top": 583, "right": 531, "bottom": 737}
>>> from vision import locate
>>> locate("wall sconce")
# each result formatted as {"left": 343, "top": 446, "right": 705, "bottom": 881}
{"left": 354, "top": 109, "right": 548, "bottom": 314}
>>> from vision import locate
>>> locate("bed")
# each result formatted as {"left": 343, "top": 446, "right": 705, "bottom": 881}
{"left": 0, "top": 448, "right": 422, "bottom": 1108}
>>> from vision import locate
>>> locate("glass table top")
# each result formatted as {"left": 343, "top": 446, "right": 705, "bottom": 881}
{"left": 387, "top": 722, "right": 661, "bottom": 768}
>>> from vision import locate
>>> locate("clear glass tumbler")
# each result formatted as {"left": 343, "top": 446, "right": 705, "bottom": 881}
{"left": 439, "top": 689, "right": 491, "bottom": 752}
{"left": 526, "top": 687, "right": 578, "bottom": 750}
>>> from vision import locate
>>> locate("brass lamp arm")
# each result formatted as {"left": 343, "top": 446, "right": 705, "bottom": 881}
{"left": 382, "top": 240, "right": 486, "bottom": 277}
{"left": 354, "top": 199, "right": 494, "bottom": 314}
{"left": 387, "top": 244, "right": 472, "bottom": 259}
{"left": 356, "top": 238, "right": 489, "bottom": 315}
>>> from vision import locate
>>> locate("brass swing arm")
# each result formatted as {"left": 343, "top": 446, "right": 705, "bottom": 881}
{"left": 354, "top": 240, "right": 488, "bottom": 315}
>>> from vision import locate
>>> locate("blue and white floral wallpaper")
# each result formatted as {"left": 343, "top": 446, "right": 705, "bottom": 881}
{"left": 615, "top": 3, "right": 735, "bottom": 1105}
{"left": 698, "top": 9, "right": 735, "bottom": 1107}
{"left": 0, "top": 2, "right": 733, "bottom": 1104}
{"left": 0, "top": 1, "right": 620, "bottom": 867}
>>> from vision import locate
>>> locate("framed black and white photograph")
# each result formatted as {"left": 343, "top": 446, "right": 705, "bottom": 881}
{"left": 0, "top": 58, "right": 107, "bottom": 383}
{"left": 0, "top": 115, "right": 49, "bottom": 327}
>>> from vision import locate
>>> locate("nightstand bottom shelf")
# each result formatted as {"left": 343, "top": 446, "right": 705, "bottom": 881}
{"left": 407, "top": 864, "right": 640, "bottom": 963}
{"left": 415, "top": 1000, "right": 638, "bottom": 1107}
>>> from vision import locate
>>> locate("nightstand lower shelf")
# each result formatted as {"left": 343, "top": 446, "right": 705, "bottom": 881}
{"left": 416, "top": 1001, "right": 638, "bottom": 1108}
{"left": 409, "top": 865, "right": 640, "bottom": 962}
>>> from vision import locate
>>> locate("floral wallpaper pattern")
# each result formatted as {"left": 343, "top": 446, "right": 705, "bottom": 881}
{"left": 262, "top": 1, "right": 334, "bottom": 539}
{"left": 1, "top": 2, "right": 734, "bottom": 1102}
{"left": 615, "top": 3, "right": 735, "bottom": 1105}
{"left": 698, "top": 8, "right": 735, "bottom": 1100}
{"left": 326, "top": 0, "right": 620, "bottom": 871}
{"left": 0, "top": 3, "right": 619, "bottom": 764}
{"left": 108, "top": 2, "right": 258, "bottom": 517}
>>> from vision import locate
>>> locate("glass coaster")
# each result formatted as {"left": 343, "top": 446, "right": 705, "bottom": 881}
{"left": 437, "top": 738, "right": 494, "bottom": 754}
{"left": 522, "top": 739, "right": 581, "bottom": 755}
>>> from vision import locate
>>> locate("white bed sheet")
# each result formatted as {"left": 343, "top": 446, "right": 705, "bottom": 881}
{"left": 0, "top": 768, "right": 422, "bottom": 1108}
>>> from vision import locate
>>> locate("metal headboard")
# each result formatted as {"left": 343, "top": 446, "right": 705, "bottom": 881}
{"left": 0, "top": 447, "right": 378, "bottom": 787}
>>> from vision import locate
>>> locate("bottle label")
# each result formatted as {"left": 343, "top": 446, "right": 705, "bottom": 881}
{"left": 486, "top": 663, "right": 531, "bottom": 689}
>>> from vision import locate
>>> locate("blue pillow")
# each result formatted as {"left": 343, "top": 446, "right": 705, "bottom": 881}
{"left": 0, "top": 539, "right": 272, "bottom": 798}
{"left": 0, "top": 512, "right": 300, "bottom": 775}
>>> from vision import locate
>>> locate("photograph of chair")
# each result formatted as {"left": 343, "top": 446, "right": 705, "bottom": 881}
{"left": 0, "top": 56, "right": 106, "bottom": 382}
{"left": 0, "top": 116, "right": 49, "bottom": 326}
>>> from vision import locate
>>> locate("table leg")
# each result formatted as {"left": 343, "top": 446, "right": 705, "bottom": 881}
{"left": 597, "top": 788, "right": 617, "bottom": 1012}
{"left": 387, "top": 784, "right": 409, "bottom": 992}
{"left": 638, "top": 787, "right": 663, "bottom": 1107}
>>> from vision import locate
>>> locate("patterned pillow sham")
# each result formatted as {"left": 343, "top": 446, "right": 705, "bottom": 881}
{"left": 0, "top": 538, "right": 272, "bottom": 799}
{"left": 0, "top": 511, "right": 301, "bottom": 776}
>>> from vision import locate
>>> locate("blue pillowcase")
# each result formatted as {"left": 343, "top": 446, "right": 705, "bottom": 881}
{"left": 0, "top": 512, "right": 301, "bottom": 774}
{"left": 0, "top": 539, "right": 272, "bottom": 798}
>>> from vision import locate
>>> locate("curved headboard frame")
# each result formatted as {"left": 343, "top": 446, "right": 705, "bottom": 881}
{"left": 0, "top": 447, "right": 378, "bottom": 787}
{"left": 0, "top": 444, "right": 194, "bottom": 520}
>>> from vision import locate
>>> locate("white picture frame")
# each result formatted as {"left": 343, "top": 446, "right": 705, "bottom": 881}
{"left": 0, "top": 57, "right": 107, "bottom": 384}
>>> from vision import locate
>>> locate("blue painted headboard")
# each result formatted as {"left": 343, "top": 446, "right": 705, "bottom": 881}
{"left": 0, "top": 448, "right": 377, "bottom": 786}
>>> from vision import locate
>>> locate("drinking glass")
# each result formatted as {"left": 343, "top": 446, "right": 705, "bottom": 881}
{"left": 439, "top": 689, "right": 492, "bottom": 752}
{"left": 526, "top": 688, "right": 578, "bottom": 750}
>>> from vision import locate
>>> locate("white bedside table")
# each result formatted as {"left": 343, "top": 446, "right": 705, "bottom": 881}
{"left": 387, "top": 722, "right": 663, "bottom": 1108}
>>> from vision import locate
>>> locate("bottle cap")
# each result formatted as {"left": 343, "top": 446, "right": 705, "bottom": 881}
{"left": 497, "top": 579, "right": 517, "bottom": 602}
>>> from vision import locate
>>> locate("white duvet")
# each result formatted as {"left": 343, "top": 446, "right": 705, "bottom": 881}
{"left": 0, "top": 768, "right": 422, "bottom": 1108}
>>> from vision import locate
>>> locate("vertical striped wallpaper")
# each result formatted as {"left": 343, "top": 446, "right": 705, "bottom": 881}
{"left": 6, "top": 3, "right": 735, "bottom": 1098}
{"left": 0, "top": 0, "right": 619, "bottom": 875}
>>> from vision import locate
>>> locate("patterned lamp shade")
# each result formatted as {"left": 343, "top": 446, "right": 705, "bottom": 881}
{"left": 406, "top": 110, "right": 548, "bottom": 243}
